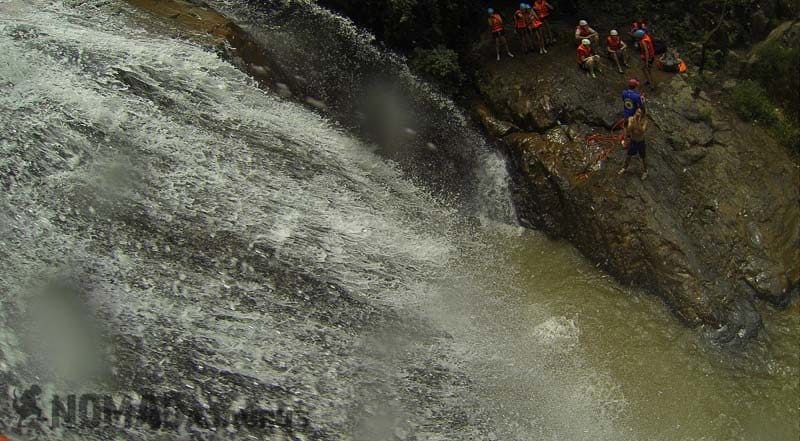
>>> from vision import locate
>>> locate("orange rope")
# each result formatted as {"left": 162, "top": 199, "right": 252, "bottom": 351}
{"left": 575, "top": 118, "right": 626, "bottom": 182}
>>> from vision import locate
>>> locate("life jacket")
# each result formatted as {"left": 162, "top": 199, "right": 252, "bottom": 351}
{"left": 514, "top": 10, "right": 527, "bottom": 29}
{"left": 577, "top": 44, "right": 592, "bottom": 64}
{"left": 490, "top": 14, "right": 504, "bottom": 33}
{"left": 534, "top": 0, "right": 550, "bottom": 18}
{"left": 576, "top": 25, "right": 592, "bottom": 37}
{"left": 607, "top": 36, "right": 622, "bottom": 51}
{"left": 657, "top": 48, "right": 688, "bottom": 73}
{"left": 640, "top": 33, "right": 655, "bottom": 60}
{"left": 529, "top": 14, "right": 543, "bottom": 29}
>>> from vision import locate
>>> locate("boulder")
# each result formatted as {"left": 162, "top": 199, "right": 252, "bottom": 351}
{"left": 475, "top": 50, "right": 799, "bottom": 342}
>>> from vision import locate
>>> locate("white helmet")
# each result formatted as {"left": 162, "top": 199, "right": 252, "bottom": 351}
{"left": 610, "top": 29, "right": 618, "bottom": 36}
{"left": 582, "top": 38, "right": 591, "bottom": 45}
{"left": 579, "top": 20, "right": 588, "bottom": 26}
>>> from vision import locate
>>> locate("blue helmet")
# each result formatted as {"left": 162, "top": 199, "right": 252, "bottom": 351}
{"left": 488, "top": 8, "right": 495, "bottom": 14}
{"left": 633, "top": 29, "right": 645, "bottom": 39}
{"left": 520, "top": 2, "right": 525, "bottom": 8}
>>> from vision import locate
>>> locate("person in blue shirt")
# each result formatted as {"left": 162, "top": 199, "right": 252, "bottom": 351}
{"left": 622, "top": 78, "right": 645, "bottom": 121}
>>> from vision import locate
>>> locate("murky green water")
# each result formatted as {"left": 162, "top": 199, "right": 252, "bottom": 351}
{"left": 423, "top": 225, "right": 799, "bottom": 441}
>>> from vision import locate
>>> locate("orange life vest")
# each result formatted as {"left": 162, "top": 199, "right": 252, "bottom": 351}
{"left": 528, "top": 13, "right": 543, "bottom": 29}
{"left": 514, "top": 10, "right": 526, "bottom": 29}
{"left": 534, "top": 1, "right": 550, "bottom": 18}
{"left": 577, "top": 44, "right": 592, "bottom": 64}
{"left": 576, "top": 25, "right": 592, "bottom": 37}
{"left": 490, "top": 14, "right": 504, "bottom": 33}
{"left": 640, "top": 33, "right": 655, "bottom": 60}
{"left": 607, "top": 36, "right": 622, "bottom": 51}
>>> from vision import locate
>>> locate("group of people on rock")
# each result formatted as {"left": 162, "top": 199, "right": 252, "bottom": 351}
{"left": 487, "top": 8, "right": 656, "bottom": 90}
{"left": 575, "top": 18, "right": 655, "bottom": 88}
{"left": 487, "top": 2, "right": 554, "bottom": 60}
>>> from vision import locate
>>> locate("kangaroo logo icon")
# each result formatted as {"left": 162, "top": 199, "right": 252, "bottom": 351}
{"left": 12, "top": 385, "right": 45, "bottom": 428}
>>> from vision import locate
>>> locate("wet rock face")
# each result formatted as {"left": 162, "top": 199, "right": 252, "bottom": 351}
{"left": 476, "top": 55, "right": 799, "bottom": 342}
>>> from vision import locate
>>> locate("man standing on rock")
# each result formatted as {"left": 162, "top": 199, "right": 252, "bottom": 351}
{"left": 514, "top": 4, "right": 533, "bottom": 53}
{"left": 619, "top": 107, "right": 648, "bottom": 179}
{"left": 528, "top": 4, "right": 547, "bottom": 54}
{"left": 488, "top": 8, "right": 514, "bottom": 61}
{"left": 634, "top": 29, "right": 655, "bottom": 90}
{"left": 533, "top": 0, "right": 554, "bottom": 43}
{"left": 622, "top": 78, "right": 645, "bottom": 120}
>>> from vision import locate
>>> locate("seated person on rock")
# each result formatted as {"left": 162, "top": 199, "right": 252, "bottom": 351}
{"left": 575, "top": 20, "right": 599, "bottom": 46}
{"left": 606, "top": 29, "right": 629, "bottom": 73}
{"left": 577, "top": 38, "right": 600, "bottom": 78}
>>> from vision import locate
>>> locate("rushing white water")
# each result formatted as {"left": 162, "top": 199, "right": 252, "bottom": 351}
{"left": 0, "top": 1, "right": 797, "bottom": 441}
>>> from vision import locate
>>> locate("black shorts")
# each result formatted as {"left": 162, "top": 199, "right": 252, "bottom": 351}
{"left": 492, "top": 30, "right": 505, "bottom": 39}
{"left": 628, "top": 140, "right": 646, "bottom": 156}
{"left": 516, "top": 27, "right": 531, "bottom": 36}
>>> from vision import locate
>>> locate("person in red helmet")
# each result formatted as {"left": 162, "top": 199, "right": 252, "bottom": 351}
{"left": 577, "top": 38, "right": 600, "bottom": 78}
{"left": 575, "top": 20, "right": 600, "bottom": 47}
{"left": 533, "top": 0, "right": 554, "bottom": 43}
{"left": 488, "top": 8, "right": 514, "bottom": 61}
{"left": 514, "top": 4, "right": 533, "bottom": 52}
{"left": 634, "top": 29, "right": 655, "bottom": 90}
{"left": 622, "top": 78, "right": 646, "bottom": 123}
{"left": 606, "top": 29, "right": 628, "bottom": 74}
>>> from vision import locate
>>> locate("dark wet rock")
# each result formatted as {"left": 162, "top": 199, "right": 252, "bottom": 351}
{"left": 475, "top": 103, "right": 519, "bottom": 138}
{"left": 681, "top": 122, "right": 714, "bottom": 147}
{"left": 474, "top": 48, "right": 800, "bottom": 341}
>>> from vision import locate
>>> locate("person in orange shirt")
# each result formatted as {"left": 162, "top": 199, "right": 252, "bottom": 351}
{"left": 488, "top": 8, "right": 514, "bottom": 61}
{"left": 514, "top": 3, "right": 533, "bottom": 53}
{"left": 606, "top": 29, "right": 628, "bottom": 74}
{"left": 532, "top": 0, "right": 554, "bottom": 44}
{"left": 577, "top": 38, "right": 600, "bottom": 78}
{"left": 634, "top": 29, "right": 655, "bottom": 90}
{"left": 575, "top": 19, "right": 599, "bottom": 47}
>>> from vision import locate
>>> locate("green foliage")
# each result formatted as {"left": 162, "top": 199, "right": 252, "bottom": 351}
{"left": 409, "top": 46, "right": 464, "bottom": 90}
{"left": 729, "top": 80, "right": 777, "bottom": 123}
{"left": 773, "top": 118, "right": 800, "bottom": 154}
{"left": 748, "top": 41, "right": 800, "bottom": 119}
{"left": 728, "top": 80, "right": 800, "bottom": 153}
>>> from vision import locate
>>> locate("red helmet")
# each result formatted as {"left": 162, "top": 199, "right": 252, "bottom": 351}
{"left": 628, "top": 79, "right": 640, "bottom": 88}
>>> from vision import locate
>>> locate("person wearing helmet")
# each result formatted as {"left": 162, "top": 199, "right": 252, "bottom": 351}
{"left": 488, "top": 8, "right": 514, "bottom": 61}
{"left": 606, "top": 29, "right": 628, "bottom": 74}
{"left": 622, "top": 78, "right": 645, "bottom": 120}
{"left": 629, "top": 18, "right": 650, "bottom": 49}
{"left": 577, "top": 38, "right": 600, "bottom": 78}
{"left": 619, "top": 107, "right": 648, "bottom": 179}
{"left": 533, "top": 0, "right": 555, "bottom": 43}
{"left": 575, "top": 19, "right": 599, "bottom": 47}
{"left": 527, "top": 5, "right": 548, "bottom": 54}
{"left": 634, "top": 29, "right": 655, "bottom": 90}
{"left": 514, "top": 4, "right": 533, "bottom": 53}
{"left": 630, "top": 18, "right": 650, "bottom": 37}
